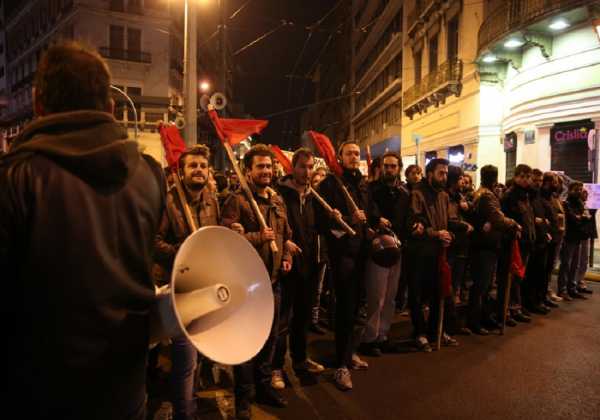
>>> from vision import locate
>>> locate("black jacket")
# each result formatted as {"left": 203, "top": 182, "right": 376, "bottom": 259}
{"left": 531, "top": 189, "right": 553, "bottom": 249}
{"left": 277, "top": 175, "right": 319, "bottom": 271}
{"left": 0, "top": 111, "right": 165, "bottom": 419}
{"left": 563, "top": 196, "right": 590, "bottom": 243}
{"left": 316, "top": 169, "right": 379, "bottom": 258}
{"left": 447, "top": 189, "right": 473, "bottom": 257}
{"left": 368, "top": 177, "right": 410, "bottom": 242}
{"left": 501, "top": 185, "right": 536, "bottom": 251}
{"left": 471, "top": 187, "right": 518, "bottom": 251}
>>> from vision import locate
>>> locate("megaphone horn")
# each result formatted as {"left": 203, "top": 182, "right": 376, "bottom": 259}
{"left": 174, "top": 116, "right": 185, "bottom": 129}
{"left": 149, "top": 226, "right": 274, "bottom": 365}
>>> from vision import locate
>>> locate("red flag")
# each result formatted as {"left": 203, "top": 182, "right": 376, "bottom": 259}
{"left": 208, "top": 109, "right": 268, "bottom": 145}
{"left": 270, "top": 145, "right": 293, "bottom": 175}
{"left": 510, "top": 239, "right": 526, "bottom": 278}
{"left": 438, "top": 247, "right": 453, "bottom": 298}
{"left": 158, "top": 123, "right": 186, "bottom": 169}
{"left": 308, "top": 130, "right": 343, "bottom": 177}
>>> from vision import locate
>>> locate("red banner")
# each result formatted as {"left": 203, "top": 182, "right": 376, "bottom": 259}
{"left": 309, "top": 130, "right": 343, "bottom": 177}
{"left": 208, "top": 109, "right": 268, "bottom": 145}
{"left": 158, "top": 123, "right": 186, "bottom": 169}
{"left": 270, "top": 145, "right": 293, "bottom": 175}
{"left": 510, "top": 239, "right": 526, "bottom": 279}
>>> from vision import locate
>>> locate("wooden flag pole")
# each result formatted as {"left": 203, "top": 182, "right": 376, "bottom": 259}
{"left": 222, "top": 141, "right": 278, "bottom": 254}
{"left": 436, "top": 298, "right": 445, "bottom": 351}
{"left": 501, "top": 273, "right": 513, "bottom": 336}
{"left": 172, "top": 170, "right": 199, "bottom": 233}
{"left": 309, "top": 187, "right": 356, "bottom": 236}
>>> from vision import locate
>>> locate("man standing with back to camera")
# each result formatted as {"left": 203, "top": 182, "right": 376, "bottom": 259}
{"left": 0, "top": 42, "right": 165, "bottom": 419}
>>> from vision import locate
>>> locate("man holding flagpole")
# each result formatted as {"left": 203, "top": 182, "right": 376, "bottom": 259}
{"left": 221, "top": 144, "right": 294, "bottom": 418}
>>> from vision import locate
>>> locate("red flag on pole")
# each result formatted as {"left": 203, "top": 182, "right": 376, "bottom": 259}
{"left": 308, "top": 130, "right": 343, "bottom": 177}
{"left": 158, "top": 123, "right": 187, "bottom": 169}
{"left": 510, "top": 239, "right": 526, "bottom": 278}
{"left": 438, "top": 247, "right": 453, "bottom": 298}
{"left": 270, "top": 145, "right": 293, "bottom": 175}
{"left": 208, "top": 109, "right": 268, "bottom": 145}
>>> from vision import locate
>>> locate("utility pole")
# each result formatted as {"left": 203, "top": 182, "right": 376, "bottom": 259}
{"left": 218, "top": 0, "right": 228, "bottom": 116}
{"left": 183, "top": 0, "right": 198, "bottom": 146}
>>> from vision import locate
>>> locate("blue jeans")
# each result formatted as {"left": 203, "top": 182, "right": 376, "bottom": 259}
{"left": 558, "top": 240, "right": 581, "bottom": 294}
{"left": 170, "top": 335, "right": 198, "bottom": 420}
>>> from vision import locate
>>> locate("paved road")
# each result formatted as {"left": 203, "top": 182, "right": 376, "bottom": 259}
{"left": 150, "top": 282, "right": 600, "bottom": 420}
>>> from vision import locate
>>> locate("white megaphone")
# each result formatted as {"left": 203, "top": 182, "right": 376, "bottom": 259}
{"left": 150, "top": 226, "right": 274, "bottom": 365}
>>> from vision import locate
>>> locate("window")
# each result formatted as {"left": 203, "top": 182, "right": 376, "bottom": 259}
{"left": 109, "top": 25, "right": 124, "bottom": 50}
{"left": 127, "top": 27, "right": 141, "bottom": 52}
{"left": 127, "top": 86, "right": 142, "bottom": 96}
{"left": 110, "top": 0, "right": 125, "bottom": 12}
{"left": 429, "top": 35, "right": 438, "bottom": 72}
{"left": 414, "top": 50, "right": 422, "bottom": 83}
{"left": 447, "top": 16, "right": 459, "bottom": 61}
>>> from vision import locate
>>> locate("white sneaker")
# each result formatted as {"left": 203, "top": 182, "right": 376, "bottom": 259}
{"left": 334, "top": 367, "right": 353, "bottom": 390}
{"left": 271, "top": 369, "right": 285, "bottom": 390}
{"left": 416, "top": 335, "right": 432, "bottom": 353}
{"left": 549, "top": 290, "right": 563, "bottom": 302}
{"left": 293, "top": 358, "right": 325, "bottom": 373}
{"left": 350, "top": 353, "right": 369, "bottom": 370}
{"left": 442, "top": 333, "right": 459, "bottom": 347}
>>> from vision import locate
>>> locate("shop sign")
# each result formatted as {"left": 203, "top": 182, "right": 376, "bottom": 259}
{"left": 551, "top": 120, "right": 595, "bottom": 145}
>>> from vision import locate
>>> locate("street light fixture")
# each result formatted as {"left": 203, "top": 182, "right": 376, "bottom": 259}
{"left": 200, "top": 81, "right": 211, "bottom": 93}
{"left": 549, "top": 18, "right": 570, "bottom": 31}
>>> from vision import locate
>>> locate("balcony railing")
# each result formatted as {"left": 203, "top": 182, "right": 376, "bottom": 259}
{"left": 99, "top": 47, "right": 152, "bottom": 64}
{"left": 403, "top": 58, "right": 463, "bottom": 118}
{"left": 478, "top": 0, "right": 591, "bottom": 54}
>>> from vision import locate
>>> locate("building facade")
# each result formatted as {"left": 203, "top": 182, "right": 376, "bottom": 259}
{"left": 477, "top": 0, "right": 600, "bottom": 183}
{"left": 400, "top": 0, "right": 483, "bottom": 174}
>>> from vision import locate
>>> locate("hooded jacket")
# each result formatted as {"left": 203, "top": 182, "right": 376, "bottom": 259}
{"left": 0, "top": 111, "right": 165, "bottom": 419}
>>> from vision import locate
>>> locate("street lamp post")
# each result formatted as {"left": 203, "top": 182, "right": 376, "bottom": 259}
{"left": 183, "top": 0, "right": 198, "bottom": 147}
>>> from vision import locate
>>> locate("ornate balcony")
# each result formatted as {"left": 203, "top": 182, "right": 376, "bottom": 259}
{"left": 403, "top": 58, "right": 463, "bottom": 119}
{"left": 478, "top": 0, "right": 591, "bottom": 55}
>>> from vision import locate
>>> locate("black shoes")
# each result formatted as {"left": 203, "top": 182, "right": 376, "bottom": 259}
{"left": 577, "top": 287, "right": 593, "bottom": 295}
{"left": 544, "top": 299, "right": 559, "bottom": 308}
{"left": 505, "top": 317, "right": 518, "bottom": 327}
{"left": 255, "top": 386, "right": 288, "bottom": 408}
{"left": 359, "top": 342, "right": 383, "bottom": 357}
{"left": 569, "top": 291, "right": 587, "bottom": 300}
{"left": 309, "top": 323, "right": 327, "bottom": 335}
{"left": 235, "top": 398, "right": 252, "bottom": 420}
{"left": 513, "top": 313, "right": 532, "bottom": 323}
{"left": 528, "top": 305, "right": 550, "bottom": 315}
{"left": 471, "top": 327, "right": 490, "bottom": 336}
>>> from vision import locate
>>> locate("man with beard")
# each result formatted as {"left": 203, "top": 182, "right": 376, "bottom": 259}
{"left": 468, "top": 165, "right": 520, "bottom": 333}
{"left": 221, "top": 144, "right": 294, "bottom": 419}
{"left": 522, "top": 169, "right": 554, "bottom": 315}
{"left": 558, "top": 182, "right": 590, "bottom": 300}
{"left": 272, "top": 148, "right": 326, "bottom": 390}
{"left": 155, "top": 145, "right": 241, "bottom": 420}
{"left": 498, "top": 164, "right": 536, "bottom": 325}
{"left": 407, "top": 158, "right": 459, "bottom": 352}
{"left": 315, "top": 141, "right": 380, "bottom": 390}
{"left": 360, "top": 152, "right": 411, "bottom": 356}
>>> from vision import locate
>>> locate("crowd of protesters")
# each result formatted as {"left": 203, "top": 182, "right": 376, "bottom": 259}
{"left": 1, "top": 42, "right": 596, "bottom": 420}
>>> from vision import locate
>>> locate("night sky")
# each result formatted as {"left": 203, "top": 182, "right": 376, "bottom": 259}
{"left": 219, "top": 0, "right": 341, "bottom": 149}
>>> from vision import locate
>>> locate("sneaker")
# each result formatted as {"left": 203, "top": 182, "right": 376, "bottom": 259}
{"left": 505, "top": 317, "right": 518, "bottom": 327}
{"left": 415, "top": 336, "right": 432, "bottom": 353}
{"left": 334, "top": 367, "right": 353, "bottom": 391}
{"left": 557, "top": 292, "right": 573, "bottom": 302}
{"left": 513, "top": 312, "right": 531, "bottom": 323}
{"left": 577, "top": 287, "right": 593, "bottom": 295}
{"left": 293, "top": 358, "right": 325, "bottom": 374}
{"left": 544, "top": 299, "right": 559, "bottom": 308}
{"left": 549, "top": 291, "right": 563, "bottom": 302}
{"left": 442, "top": 333, "right": 459, "bottom": 347}
{"left": 569, "top": 291, "right": 587, "bottom": 300}
{"left": 153, "top": 402, "right": 173, "bottom": 420}
{"left": 271, "top": 369, "right": 285, "bottom": 390}
{"left": 457, "top": 327, "right": 473, "bottom": 336}
{"left": 350, "top": 353, "right": 369, "bottom": 370}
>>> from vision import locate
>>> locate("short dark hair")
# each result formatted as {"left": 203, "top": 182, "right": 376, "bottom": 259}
{"left": 34, "top": 41, "right": 111, "bottom": 114}
{"left": 404, "top": 164, "right": 422, "bottom": 178}
{"left": 425, "top": 158, "right": 449, "bottom": 175}
{"left": 447, "top": 165, "right": 464, "bottom": 187}
{"left": 568, "top": 181, "right": 584, "bottom": 191}
{"left": 214, "top": 172, "right": 228, "bottom": 192}
{"left": 337, "top": 140, "right": 360, "bottom": 157}
{"left": 532, "top": 168, "right": 543, "bottom": 177}
{"left": 292, "top": 147, "right": 313, "bottom": 168}
{"left": 243, "top": 143, "right": 273, "bottom": 170}
{"left": 480, "top": 165, "right": 498, "bottom": 188}
{"left": 514, "top": 164, "right": 532, "bottom": 177}
{"left": 179, "top": 145, "right": 210, "bottom": 169}
{"left": 542, "top": 171, "right": 556, "bottom": 184}
{"left": 382, "top": 151, "right": 403, "bottom": 168}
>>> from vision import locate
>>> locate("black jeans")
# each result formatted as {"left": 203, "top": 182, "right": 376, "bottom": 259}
{"left": 273, "top": 263, "right": 319, "bottom": 368}
{"left": 234, "top": 282, "right": 281, "bottom": 399}
{"left": 468, "top": 250, "right": 497, "bottom": 329}
{"left": 330, "top": 253, "right": 365, "bottom": 368}
{"left": 523, "top": 246, "right": 549, "bottom": 309}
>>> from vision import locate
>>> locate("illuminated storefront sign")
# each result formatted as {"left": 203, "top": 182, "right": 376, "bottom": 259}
{"left": 551, "top": 120, "right": 595, "bottom": 144}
